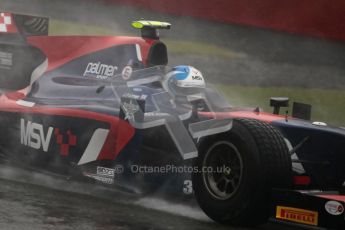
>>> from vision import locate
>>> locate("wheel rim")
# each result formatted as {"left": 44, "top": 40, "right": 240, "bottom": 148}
{"left": 202, "top": 141, "right": 243, "bottom": 200}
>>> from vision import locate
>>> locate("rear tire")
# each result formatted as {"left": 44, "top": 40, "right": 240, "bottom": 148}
{"left": 192, "top": 118, "right": 292, "bottom": 226}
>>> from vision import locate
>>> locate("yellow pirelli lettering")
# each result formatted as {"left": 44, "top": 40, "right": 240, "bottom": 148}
{"left": 276, "top": 206, "right": 318, "bottom": 226}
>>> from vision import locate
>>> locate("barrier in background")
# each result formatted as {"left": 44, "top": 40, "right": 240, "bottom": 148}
{"left": 104, "top": 0, "right": 345, "bottom": 42}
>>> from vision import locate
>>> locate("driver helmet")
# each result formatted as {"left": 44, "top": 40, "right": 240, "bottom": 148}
{"left": 164, "top": 65, "right": 206, "bottom": 96}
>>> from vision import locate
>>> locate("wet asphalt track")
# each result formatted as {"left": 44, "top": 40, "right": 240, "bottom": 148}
{"left": 0, "top": 166, "right": 297, "bottom": 230}
{"left": 0, "top": 0, "right": 343, "bottom": 229}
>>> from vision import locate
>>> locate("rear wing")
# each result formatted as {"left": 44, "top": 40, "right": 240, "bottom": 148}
{"left": 0, "top": 12, "right": 48, "bottom": 42}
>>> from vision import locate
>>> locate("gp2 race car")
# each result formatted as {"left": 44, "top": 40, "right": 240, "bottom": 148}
{"left": 0, "top": 13, "right": 345, "bottom": 229}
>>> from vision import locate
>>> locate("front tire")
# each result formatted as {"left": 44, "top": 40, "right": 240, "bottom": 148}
{"left": 192, "top": 118, "right": 292, "bottom": 226}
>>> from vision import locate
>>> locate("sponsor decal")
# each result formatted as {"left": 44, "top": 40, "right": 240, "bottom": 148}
{"left": 97, "top": 166, "right": 115, "bottom": 178}
{"left": 144, "top": 112, "right": 170, "bottom": 117}
{"left": 20, "top": 119, "right": 53, "bottom": 152}
{"left": 84, "top": 173, "right": 114, "bottom": 184}
{"left": 0, "top": 51, "right": 13, "bottom": 70}
{"left": 276, "top": 206, "right": 318, "bottom": 226}
{"left": 121, "top": 100, "right": 140, "bottom": 120}
{"left": 54, "top": 128, "right": 77, "bottom": 156}
{"left": 83, "top": 62, "right": 118, "bottom": 79}
{"left": 325, "top": 201, "right": 344, "bottom": 216}
{"left": 191, "top": 68, "right": 203, "bottom": 81}
{"left": 122, "top": 65, "right": 133, "bottom": 80}
{"left": 192, "top": 75, "right": 203, "bottom": 81}
{"left": 20, "top": 119, "right": 77, "bottom": 155}
{"left": 132, "top": 87, "right": 142, "bottom": 92}
{"left": 122, "top": 92, "right": 147, "bottom": 101}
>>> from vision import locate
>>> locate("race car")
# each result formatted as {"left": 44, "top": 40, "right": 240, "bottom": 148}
{"left": 0, "top": 13, "right": 344, "bottom": 229}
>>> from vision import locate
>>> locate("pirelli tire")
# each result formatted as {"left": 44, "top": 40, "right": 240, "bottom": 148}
{"left": 192, "top": 118, "right": 292, "bottom": 226}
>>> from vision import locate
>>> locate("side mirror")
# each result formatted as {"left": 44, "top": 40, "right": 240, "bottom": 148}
{"left": 270, "top": 97, "right": 289, "bottom": 115}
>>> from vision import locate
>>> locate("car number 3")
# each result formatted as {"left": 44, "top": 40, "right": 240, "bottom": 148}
{"left": 183, "top": 180, "right": 193, "bottom": 195}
